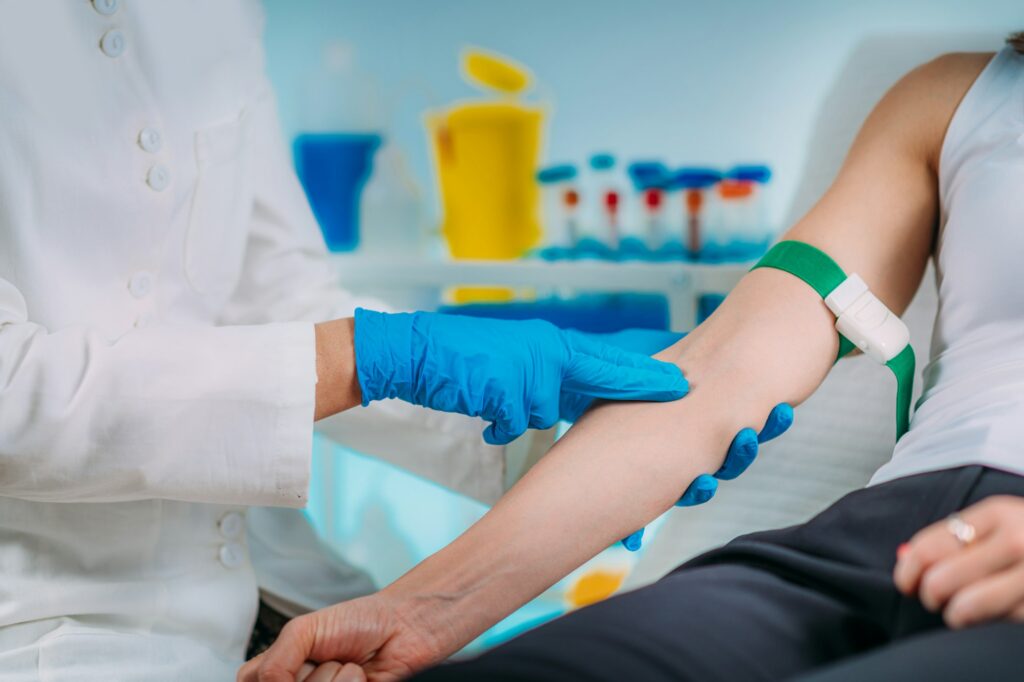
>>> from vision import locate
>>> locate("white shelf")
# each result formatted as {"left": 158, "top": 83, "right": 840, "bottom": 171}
{"left": 331, "top": 254, "right": 753, "bottom": 328}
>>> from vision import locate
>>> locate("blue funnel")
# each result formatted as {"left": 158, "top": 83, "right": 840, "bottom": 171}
{"left": 294, "top": 133, "right": 382, "bottom": 252}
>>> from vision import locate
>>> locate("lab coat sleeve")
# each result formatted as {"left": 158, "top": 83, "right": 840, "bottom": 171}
{"left": 219, "top": 81, "right": 510, "bottom": 505}
{"left": 0, "top": 278, "right": 316, "bottom": 506}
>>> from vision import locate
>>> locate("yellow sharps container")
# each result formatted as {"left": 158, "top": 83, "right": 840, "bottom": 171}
{"left": 426, "top": 49, "right": 545, "bottom": 301}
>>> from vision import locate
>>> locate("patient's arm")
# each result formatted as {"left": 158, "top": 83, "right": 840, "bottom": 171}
{"left": 374, "top": 54, "right": 991, "bottom": 657}
{"left": 240, "top": 54, "right": 991, "bottom": 679}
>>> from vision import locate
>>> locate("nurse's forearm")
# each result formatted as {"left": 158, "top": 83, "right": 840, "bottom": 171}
{"left": 380, "top": 268, "right": 840, "bottom": 656}
{"left": 313, "top": 318, "right": 362, "bottom": 420}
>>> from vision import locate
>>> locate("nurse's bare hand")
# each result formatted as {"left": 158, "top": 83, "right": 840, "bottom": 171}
{"left": 894, "top": 495, "right": 1024, "bottom": 629}
{"left": 237, "top": 593, "right": 442, "bottom": 682}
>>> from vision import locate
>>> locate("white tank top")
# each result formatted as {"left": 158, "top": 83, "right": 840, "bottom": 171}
{"left": 871, "top": 47, "right": 1024, "bottom": 485}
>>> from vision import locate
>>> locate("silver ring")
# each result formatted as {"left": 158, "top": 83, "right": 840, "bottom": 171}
{"left": 946, "top": 514, "right": 977, "bottom": 547}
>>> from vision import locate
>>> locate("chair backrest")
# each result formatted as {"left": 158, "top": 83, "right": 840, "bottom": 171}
{"left": 625, "top": 32, "right": 1003, "bottom": 589}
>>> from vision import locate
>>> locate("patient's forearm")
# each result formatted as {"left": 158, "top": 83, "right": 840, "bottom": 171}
{"left": 384, "top": 268, "right": 839, "bottom": 655}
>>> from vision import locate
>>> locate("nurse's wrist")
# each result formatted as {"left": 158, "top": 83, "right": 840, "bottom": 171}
{"left": 351, "top": 308, "right": 415, "bottom": 405}
{"left": 313, "top": 317, "right": 362, "bottom": 421}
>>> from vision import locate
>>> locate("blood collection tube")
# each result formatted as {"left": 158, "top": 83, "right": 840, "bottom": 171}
{"left": 669, "top": 167, "right": 722, "bottom": 260}
{"left": 603, "top": 188, "right": 620, "bottom": 248}
{"left": 685, "top": 188, "right": 703, "bottom": 255}
{"left": 724, "top": 164, "right": 773, "bottom": 259}
{"left": 644, "top": 186, "right": 664, "bottom": 248}
{"left": 627, "top": 161, "right": 670, "bottom": 257}
{"left": 563, "top": 186, "right": 580, "bottom": 246}
{"left": 535, "top": 163, "right": 580, "bottom": 258}
{"left": 584, "top": 152, "right": 621, "bottom": 258}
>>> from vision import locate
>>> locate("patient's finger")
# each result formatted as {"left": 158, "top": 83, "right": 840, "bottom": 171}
{"left": 338, "top": 663, "right": 367, "bottom": 682}
{"left": 237, "top": 653, "right": 264, "bottom": 682}
{"left": 297, "top": 662, "right": 366, "bottom": 682}
{"left": 296, "top": 661, "right": 318, "bottom": 681}
{"left": 894, "top": 501, "right": 1001, "bottom": 595}
{"left": 917, "top": 535, "right": 1017, "bottom": 612}
{"left": 256, "top": 617, "right": 317, "bottom": 682}
{"left": 305, "top": 661, "right": 356, "bottom": 682}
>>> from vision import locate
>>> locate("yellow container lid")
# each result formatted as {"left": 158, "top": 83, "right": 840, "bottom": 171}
{"left": 461, "top": 48, "right": 532, "bottom": 95}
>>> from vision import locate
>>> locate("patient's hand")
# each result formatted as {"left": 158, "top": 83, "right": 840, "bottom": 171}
{"left": 894, "top": 496, "right": 1024, "bottom": 629}
{"left": 237, "top": 592, "right": 439, "bottom": 682}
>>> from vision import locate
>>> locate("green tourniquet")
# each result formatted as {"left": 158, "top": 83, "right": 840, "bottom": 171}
{"left": 751, "top": 240, "right": 914, "bottom": 440}
{"left": 751, "top": 241, "right": 857, "bottom": 360}
{"left": 752, "top": 241, "right": 848, "bottom": 298}
{"left": 886, "top": 344, "right": 916, "bottom": 439}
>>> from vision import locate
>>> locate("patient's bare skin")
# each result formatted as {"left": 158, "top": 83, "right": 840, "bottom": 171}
{"left": 239, "top": 52, "right": 991, "bottom": 682}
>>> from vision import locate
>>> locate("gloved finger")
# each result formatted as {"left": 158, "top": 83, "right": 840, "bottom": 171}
{"left": 715, "top": 427, "right": 758, "bottom": 481}
{"left": 482, "top": 413, "right": 529, "bottom": 445}
{"left": 714, "top": 404, "right": 794, "bottom": 480}
{"left": 757, "top": 403, "right": 794, "bottom": 443}
{"left": 527, "top": 398, "right": 562, "bottom": 430}
{"left": 564, "top": 354, "right": 688, "bottom": 401}
{"left": 621, "top": 527, "right": 645, "bottom": 552}
{"left": 675, "top": 474, "right": 719, "bottom": 507}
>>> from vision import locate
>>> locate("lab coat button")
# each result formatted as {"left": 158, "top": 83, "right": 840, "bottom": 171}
{"left": 146, "top": 164, "right": 170, "bottom": 191}
{"left": 219, "top": 543, "right": 245, "bottom": 569}
{"left": 127, "top": 271, "right": 154, "bottom": 299}
{"left": 138, "top": 128, "right": 163, "bottom": 154}
{"left": 92, "top": 0, "right": 119, "bottom": 16}
{"left": 218, "top": 512, "right": 244, "bottom": 539}
{"left": 99, "top": 29, "right": 126, "bottom": 58}
{"left": 133, "top": 312, "right": 154, "bottom": 329}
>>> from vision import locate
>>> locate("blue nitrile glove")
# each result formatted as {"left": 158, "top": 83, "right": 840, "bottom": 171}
{"left": 620, "top": 402, "right": 794, "bottom": 551}
{"left": 352, "top": 309, "right": 689, "bottom": 446}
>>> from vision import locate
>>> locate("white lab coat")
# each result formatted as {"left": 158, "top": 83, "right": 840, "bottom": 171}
{"left": 0, "top": 2, "right": 507, "bottom": 679}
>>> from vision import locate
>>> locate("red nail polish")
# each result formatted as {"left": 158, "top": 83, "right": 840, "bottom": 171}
{"left": 897, "top": 543, "right": 910, "bottom": 557}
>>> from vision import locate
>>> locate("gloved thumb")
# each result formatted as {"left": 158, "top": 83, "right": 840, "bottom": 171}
{"left": 482, "top": 416, "right": 528, "bottom": 446}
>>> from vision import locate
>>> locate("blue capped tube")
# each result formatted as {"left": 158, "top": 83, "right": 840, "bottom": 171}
{"left": 536, "top": 164, "right": 580, "bottom": 259}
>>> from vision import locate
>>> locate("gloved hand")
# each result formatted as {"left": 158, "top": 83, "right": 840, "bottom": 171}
{"left": 558, "top": 327, "right": 795, "bottom": 551}
{"left": 353, "top": 309, "right": 689, "bottom": 446}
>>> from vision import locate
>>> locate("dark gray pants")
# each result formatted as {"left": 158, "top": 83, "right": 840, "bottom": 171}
{"left": 413, "top": 466, "right": 1024, "bottom": 681}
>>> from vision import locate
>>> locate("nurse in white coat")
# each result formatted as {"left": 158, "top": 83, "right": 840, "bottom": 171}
{"left": 0, "top": 3, "right": 697, "bottom": 680}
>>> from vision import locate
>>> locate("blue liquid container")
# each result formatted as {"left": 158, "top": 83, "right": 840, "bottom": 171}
{"left": 293, "top": 133, "right": 382, "bottom": 252}
{"left": 439, "top": 293, "right": 669, "bottom": 333}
